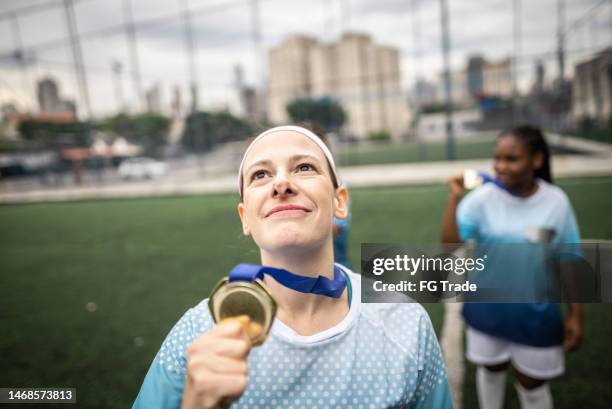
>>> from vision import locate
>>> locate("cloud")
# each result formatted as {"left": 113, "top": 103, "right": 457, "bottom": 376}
{"left": 0, "top": 0, "right": 609, "bottom": 117}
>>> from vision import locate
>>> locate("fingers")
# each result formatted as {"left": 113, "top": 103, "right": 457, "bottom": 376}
{"left": 563, "top": 327, "right": 583, "bottom": 352}
{"left": 182, "top": 318, "right": 255, "bottom": 408}
{"left": 187, "top": 371, "right": 248, "bottom": 409}
{"left": 208, "top": 373, "right": 249, "bottom": 398}
{"left": 450, "top": 173, "right": 464, "bottom": 183}
{"left": 218, "top": 315, "right": 265, "bottom": 345}
{"left": 448, "top": 174, "right": 463, "bottom": 185}
{"left": 189, "top": 353, "right": 249, "bottom": 375}
{"left": 211, "top": 320, "right": 250, "bottom": 340}
{"left": 189, "top": 335, "right": 251, "bottom": 360}
{"left": 212, "top": 339, "right": 251, "bottom": 360}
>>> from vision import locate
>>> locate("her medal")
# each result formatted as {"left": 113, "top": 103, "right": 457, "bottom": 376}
{"left": 209, "top": 265, "right": 277, "bottom": 346}
{"left": 463, "top": 169, "right": 518, "bottom": 196}
{"left": 463, "top": 169, "right": 485, "bottom": 190}
{"left": 209, "top": 263, "right": 347, "bottom": 345}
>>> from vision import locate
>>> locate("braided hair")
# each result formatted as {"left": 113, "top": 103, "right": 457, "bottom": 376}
{"left": 500, "top": 125, "right": 553, "bottom": 183}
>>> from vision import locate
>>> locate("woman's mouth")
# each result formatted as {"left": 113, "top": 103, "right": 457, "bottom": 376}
{"left": 265, "top": 204, "right": 311, "bottom": 217}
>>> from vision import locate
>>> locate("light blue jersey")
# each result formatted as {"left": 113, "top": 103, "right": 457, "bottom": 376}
{"left": 457, "top": 179, "right": 581, "bottom": 347}
{"left": 133, "top": 267, "right": 453, "bottom": 408}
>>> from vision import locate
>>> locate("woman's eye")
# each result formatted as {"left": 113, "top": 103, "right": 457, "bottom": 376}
{"left": 297, "top": 163, "right": 314, "bottom": 172}
{"left": 252, "top": 170, "right": 267, "bottom": 180}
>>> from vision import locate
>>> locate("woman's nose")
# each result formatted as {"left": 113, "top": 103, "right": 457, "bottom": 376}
{"left": 272, "top": 173, "right": 295, "bottom": 198}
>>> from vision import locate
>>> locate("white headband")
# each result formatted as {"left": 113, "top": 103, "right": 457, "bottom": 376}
{"left": 238, "top": 125, "right": 341, "bottom": 198}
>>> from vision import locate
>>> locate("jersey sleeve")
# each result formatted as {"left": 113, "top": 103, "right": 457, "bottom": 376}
{"left": 408, "top": 312, "right": 454, "bottom": 409}
{"left": 132, "top": 308, "right": 201, "bottom": 409}
{"left": 556, "top": 200, "right": 581, "bottom": 244}
{"left": 553, "top": 195, "right": 582, "bottom": 262}
{"left": 456, "top": 190, "right": 482, "bottom": 242}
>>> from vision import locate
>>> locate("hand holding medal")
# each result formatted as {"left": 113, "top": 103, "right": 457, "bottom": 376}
{"left": 181, "top": 265, "right": 277, "bottom": 409}
{"left": 208, "top": 265, "right": 278, "bottom": 347}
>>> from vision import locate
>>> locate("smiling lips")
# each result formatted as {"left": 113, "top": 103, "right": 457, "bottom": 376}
{"left": 265, "top": 204, "right": 311, "bottom": 217}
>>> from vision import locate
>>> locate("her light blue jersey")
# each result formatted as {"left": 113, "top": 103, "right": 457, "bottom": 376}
{"left": 133, "top": 267, "right": 453, "bottom": 409}
{"left": 457, "top": 179, "right": 581, "bottom": 347}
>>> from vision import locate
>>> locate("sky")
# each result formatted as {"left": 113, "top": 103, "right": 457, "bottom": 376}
{"left": 0, "top": 0, "right": 610, "bottom": 118}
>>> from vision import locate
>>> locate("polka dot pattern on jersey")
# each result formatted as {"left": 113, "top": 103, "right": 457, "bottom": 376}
{"left": 150, "top": 271, "right": 451, "bottom": 408}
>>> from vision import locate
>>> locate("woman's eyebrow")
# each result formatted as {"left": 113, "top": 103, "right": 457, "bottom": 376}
{"left": 245, "top": 154, "right": 323, "bottom": 174}
{"left": 245, "top": 159, "right": 271, "bottom": 174}
{"left": 290, "top": 154, "right": 322, "bottom": 163}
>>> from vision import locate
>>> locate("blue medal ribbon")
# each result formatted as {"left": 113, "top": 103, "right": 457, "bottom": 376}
{"left": 477, "top": 171, "right": 521, "bottom": 197}
{"left": 228, "top": 263, "right": 347, "bottom": 299}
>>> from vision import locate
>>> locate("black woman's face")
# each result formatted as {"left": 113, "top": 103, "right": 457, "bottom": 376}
{"left": 493, "top": 134, "right": 542, "bottom": 190}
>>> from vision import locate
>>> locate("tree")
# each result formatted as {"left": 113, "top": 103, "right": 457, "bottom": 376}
{"left": 130, "top": 113, "right": 170, "bottom": 154}
{"left": 286, "top": 97, "right": 346, "bottom": 133}
{"left": 18, "top": 119, "right": 89, "bottom": 148}
{"left": 98, "top": 113, "right": 170, "bottom": 157}
{"left": 367, "top": 130, "right": 391, "bottom": 142}
{"left": 182, "top": 111, "right": 255, "bottom": 153}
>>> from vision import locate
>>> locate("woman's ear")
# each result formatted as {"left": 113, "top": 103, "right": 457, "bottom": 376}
{"left": 237, "top": 203, "right": 251, "bottom": 236}
{"left": 333, "top": 185, "right": 349, "bottom": 219}
{"left": 532, "top": 151, "right": 544, "bottom": 172}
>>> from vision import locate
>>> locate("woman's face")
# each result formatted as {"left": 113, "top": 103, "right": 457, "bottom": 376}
{"left": 493, "top": 134, "right": 542, "bottom": 190}
{"left": 238, "top": 131, "right": 348, "bottom": 253}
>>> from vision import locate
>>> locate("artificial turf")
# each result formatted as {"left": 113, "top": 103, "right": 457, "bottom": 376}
{"left": 1, "top": 176, "right": 611, "bottom": 408}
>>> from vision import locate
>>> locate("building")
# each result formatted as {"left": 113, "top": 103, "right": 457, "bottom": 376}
{"left": 465, "top": 55, "right": 513, "bottom": 99}
{"left": 228, "top": 64, "right": 257, "bottom": 121}
{"left": 532, "top": 60, "right": 546, "bottom": 95}
{"left": 267, "top": 33, "right": 410, "bottom": 139}
{"left": 268, "top": 35, "right": 319, "bottom": 124}
{"left": 36, "top": 76, "right": 76, "bottom": 115}
{"left": 417, "top": 109, "right": 482, "bottom": 141}
{"left": 145, "top": 84, "right": 162, "bottom": 114}
{"left": 411, "top": 79, "right": 438, "bottom": 107}
{"left": 37, "top": 77, "right": 59, "bottom": 113}
{"left": 437, "top": 70, "right": 470, "bottom": 107}
{"left": 483, "top": 58, "right": 513, "bottom": 98}
{"left": 572, "top": 47, "right": 612, "bottom": 124}
{"left": 466, "top": 56, "right": 486, "bottom": 97}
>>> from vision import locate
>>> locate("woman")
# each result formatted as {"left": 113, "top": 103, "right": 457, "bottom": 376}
{"left": 133, "top": 125, "right": 452, "bottom": 408}
{"left": 440, "top": 125, "right": 583, "bottom": 409}
{"left": 298, "top": 121, "right": 352, "bottom": 268}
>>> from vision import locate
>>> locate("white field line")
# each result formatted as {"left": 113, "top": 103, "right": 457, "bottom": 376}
{"left": 440, "top": 245, "right": 467, "bottom": 409}
{"left": 441, "top": 302, "right": 465, "bottom": 409}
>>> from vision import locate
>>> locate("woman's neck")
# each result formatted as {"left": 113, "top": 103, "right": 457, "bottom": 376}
{"left": 509, "top": 178, "right": 539, "bottom": 198}
{"left": 260, "top": 242, "right": 349, "bottom": 335}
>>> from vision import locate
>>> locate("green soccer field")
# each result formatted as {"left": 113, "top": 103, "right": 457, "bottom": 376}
{"left": 334, "top": 137, "right": 497, "bottom": 167}
{"left": 1, "top": 176, "right": 611, "bottom": 408}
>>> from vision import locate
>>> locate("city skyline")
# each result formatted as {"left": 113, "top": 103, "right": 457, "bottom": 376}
{"left": 0, "top": 0, "right": 610, "bottom": 118}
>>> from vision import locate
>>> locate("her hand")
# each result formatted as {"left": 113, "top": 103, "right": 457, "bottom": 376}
{"left": 447, "top": 174, "right": 465, "bottom": 198}
{"left": 182, "top": 320, "right": 252, "bottom": 409}
{"left": 563, "top": 314, "right": 583, "bottom": 352}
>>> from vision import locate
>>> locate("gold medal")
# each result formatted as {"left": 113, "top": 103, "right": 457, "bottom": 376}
{"left": 463, "top": 169, "right": 484, "bottom": 190}
{"left": 208, "top": 278, "right": 277, "bottom": 346}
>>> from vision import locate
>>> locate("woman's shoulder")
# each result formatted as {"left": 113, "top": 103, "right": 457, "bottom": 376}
{"left": 153, "top": 300, "right": 214, "bottom": 377}
{"left": 458, "top": 183, "right": 499, "bottom": 212}
{"left": 181, "top": 299, "right": 215, "bottom": 336}
{"left": 360, "top": 301, "right": 439, "bottom": 369}
{"left": 358, "top": 289, "right": 436, "bottom": 346}
{"left": 342, "top": 267, "right": 434, "bottom": 336}
{"left": 538, "top": 179, "right": 571, "bottom": 204}
{"left": 466, "top": 182, "right": 500, "bottom": 201}
{"left": 361, "top": 300, "right": 432, "bottom": 330}
{"left": 160, "top": 300, "right": 215, "bottom": 352}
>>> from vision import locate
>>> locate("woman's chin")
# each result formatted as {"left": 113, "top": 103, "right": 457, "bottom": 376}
{"left": 271, "top": 235, "right": 310, "bottom": 250}
{"left": 259, "top": 228, "right": 323, "bottom": 253}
